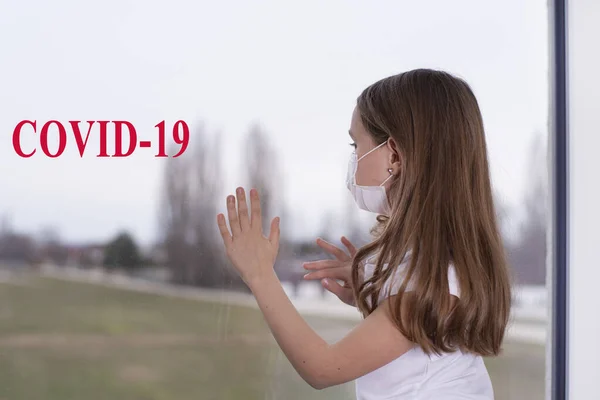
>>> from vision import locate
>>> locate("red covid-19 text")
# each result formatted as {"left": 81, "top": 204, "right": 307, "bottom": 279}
{"left": 12, "top": 120, "right": 189, "bottom": 158}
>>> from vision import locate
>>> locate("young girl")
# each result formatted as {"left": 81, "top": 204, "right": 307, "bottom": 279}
{"left": 216, "top": 68, "right": 512, "bottom": 399}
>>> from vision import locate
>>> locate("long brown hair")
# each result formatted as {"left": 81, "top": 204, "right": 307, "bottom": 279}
{"left": 350, "top": 69, "right": 512, "bottom": 357}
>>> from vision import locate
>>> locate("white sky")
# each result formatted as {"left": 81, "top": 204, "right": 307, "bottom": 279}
{"left": 0, "top": 0, "right": 549, "bottom": 246}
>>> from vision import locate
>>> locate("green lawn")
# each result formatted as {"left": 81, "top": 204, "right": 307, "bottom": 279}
{"left": 0, "top": 275, "right": 545, "bottom": 400}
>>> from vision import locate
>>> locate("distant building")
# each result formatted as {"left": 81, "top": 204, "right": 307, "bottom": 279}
{"left": 63, "top": 244, "right": 105, "bottom": 267}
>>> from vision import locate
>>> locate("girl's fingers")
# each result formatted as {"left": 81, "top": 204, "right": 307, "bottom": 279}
{"left": 321, "top": 279, "right": 353, "bottom": 302}
{"left": 227, "top": 195, "right": 241, "bottom": 236}
{"left": 303, "top": 259, "right": 339, "bottom": 270}
{"left": 217, "top": 213, "right": 232, "bottom": 246}
{"left": 303, "top": 266, "right": 349, "bottom": 282}
{"left": 236, "top": 187, "right": 250, "bottom": 232}
{"left": 316, "top": 237, "right": 349, "bottom": 261}
{"left": 269, "top": 216, "right": 280, "bottom": 249}
{"left": 249, "top": 188, "right": 262, "bottom": 232}
{"left": 341, "top": 236, "right": 358, "bottom": 257}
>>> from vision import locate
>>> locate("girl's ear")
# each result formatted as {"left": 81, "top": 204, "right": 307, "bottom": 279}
{"left": 386, "top": 137, "right": 400, "bottom": 156}
{"left": 387, "top": 138, "right": 402, "bottom": 173}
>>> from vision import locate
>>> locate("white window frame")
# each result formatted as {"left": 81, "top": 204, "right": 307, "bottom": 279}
{"left": 548, "top": 0, "right": 600, "bottom": 399}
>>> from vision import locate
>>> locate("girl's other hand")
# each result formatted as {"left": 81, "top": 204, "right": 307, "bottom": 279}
{"left": 303, "top": 236, "right": 357, "bottom": 307}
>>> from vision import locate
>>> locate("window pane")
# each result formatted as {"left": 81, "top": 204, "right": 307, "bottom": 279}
{"left": 0, "top": 1, "right": 549, "bottom": 399}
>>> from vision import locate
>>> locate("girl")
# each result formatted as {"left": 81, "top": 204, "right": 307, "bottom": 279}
{"left": 216, "top": 68, "right": 511, "bottom": 399}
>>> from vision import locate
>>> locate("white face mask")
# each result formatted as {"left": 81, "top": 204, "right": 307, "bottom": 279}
{"left": 346, "top": 139, "right": 394, "bottom": 215}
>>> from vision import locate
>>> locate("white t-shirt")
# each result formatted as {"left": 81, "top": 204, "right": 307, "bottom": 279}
{"left": 355, "top": 252, "right": 494, "bottom": 400}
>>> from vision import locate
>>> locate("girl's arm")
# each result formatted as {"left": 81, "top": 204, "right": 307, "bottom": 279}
{"left": 249, "top": 270, "right": 413, "bottom": 389}
{"left": 216, "top": 187, "right": 413, "bottom": 389}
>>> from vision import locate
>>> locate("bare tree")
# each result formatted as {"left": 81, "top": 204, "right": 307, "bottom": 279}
{"left": 243, "top": 123, "right": 279, "bottom": 235}
{"left": 188, "top": 126, "right": 232, "bottom": 288}
{"left": 159, "top": 123, "right": 243, "bottom": 289}
{"left": 242, "top": 122, "right": 295, "bottom": 280}
{"left": 159, "top": 147, "right": 193, "bottom": 284}
{"left": 508, "top": 133, "right": 547, "bottom": 285}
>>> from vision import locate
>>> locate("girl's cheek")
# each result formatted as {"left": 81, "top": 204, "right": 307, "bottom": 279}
{"left": 355, "top": 164, "right": 370, "bottom": 186}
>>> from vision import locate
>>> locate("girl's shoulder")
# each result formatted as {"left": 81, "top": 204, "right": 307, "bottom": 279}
{"left": 363, "top": 251, "right": 461, "bottom": 305}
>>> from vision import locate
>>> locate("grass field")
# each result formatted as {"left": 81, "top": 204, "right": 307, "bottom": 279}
{"left": 0, "top": 275, "right": 545, "bottom": 400}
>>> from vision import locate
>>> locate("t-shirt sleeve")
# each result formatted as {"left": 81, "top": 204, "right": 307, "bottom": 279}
{"left": 447, "top": 264, "right": 461, "bottom": 298}
{"left": 379, "top": 263, "right": 414, "bottom": 301}
{"left": 378, "top": 263, "right": 461, "bottom": 304}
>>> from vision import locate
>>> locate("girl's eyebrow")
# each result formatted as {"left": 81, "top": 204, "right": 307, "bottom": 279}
{"left": 348, "top": 130, "right": 355, "bottom": 139}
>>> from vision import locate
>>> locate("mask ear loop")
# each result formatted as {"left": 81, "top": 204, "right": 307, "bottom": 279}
{"left": 379, "top": 172, "right": 394, "bottom": 187}
{"left": 357, "top": 139, "right": 389, "bottom": 162}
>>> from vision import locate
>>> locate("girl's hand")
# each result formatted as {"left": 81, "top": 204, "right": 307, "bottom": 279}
{"left": 217, "top": 187, "right": 280, "bottom": 287}
{"left": 302, "top": 236, "right": 358, "bottom": 307}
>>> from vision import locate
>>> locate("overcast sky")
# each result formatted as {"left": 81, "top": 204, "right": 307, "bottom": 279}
{"left": 0, "top": 0, "right": 549, "bottom": 247}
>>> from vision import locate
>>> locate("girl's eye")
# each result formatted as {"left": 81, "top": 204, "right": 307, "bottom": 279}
{"left": 349, "top": 142, "right": 357, "bottom": 149}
